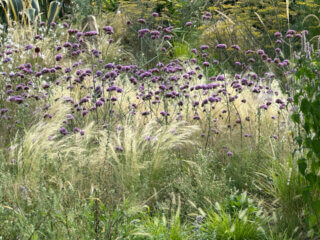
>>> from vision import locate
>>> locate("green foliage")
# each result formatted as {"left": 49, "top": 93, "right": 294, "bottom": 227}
{"left": 46, "top": 0, "right": 60, "bottom": 26}
{"left": 31, "top": 0, "right": 40, "bottom": 16}
{"left": 0, "top": 0, "right": 62, "bottom": 26}
{"left": 24, "top": 7, "right": 36, "bottom": 23}
{"left": 292, "top": 44, "right": 320, "bottom": 236}
{"left": 199, "top": 192, "right": 268, "bottom": 240}
{"left": 133, "top": 200, "right": 193, "bottom": 240}
{"left": 256, "top": 157, "right": 307, "bottom": 237}
{"left": 1, "top": 0, "right": 24, "bottom": 23}
{"left": 0, "top": 0, "right": 76, "bottom": 26}
{"left": 103, "top": 0, "right": 120, "bottom": 12}
{"left": 0, "top": 190, "right": 136, "bottom": 239}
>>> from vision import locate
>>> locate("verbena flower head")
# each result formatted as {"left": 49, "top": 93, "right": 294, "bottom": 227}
{"left": 55, "top": 53, "right": 62, "bottom": 61}
{"left": 257, "top": 49, "right": 264, "bottom": 55}
{"left": 274, "top": 32, "right": 282, "bottom": 38}
{"left": 213, "top": 60, "right": 219, "bottom": 65}
{"left": 84, "top": 31, "right": 98, "bottom": 36}
{"left": 203, "top": 11, "right": 212, "bottom": 20}
{"left": 68, "top": 29, "right": 79, "bottom": 34}
{"left": 200, "top": 45, "right": 209, "bottom": 50}
{"left": 151, "top": 31, "right": 161, "bottom": 39}
{"left": 287, "top": 29, "right": 296, "bottom": 35}
{"left": 231, "top": 45, "right": 240, "bottom": 50}
{"left": 203, "top": 61, "right": 210, "bottom": 67}
{"left": 152, "top": 12, "right": 159, "bottom": 17}
{"left": 260, "top": 104, "right": 268, "bottom": 110}
{"left": 103, "top": 26, "right": 114, "bottom": 35}
{"left": 216, "top": 44, "right": 227, "bottom": 49}
{"left": 59, "top": 127, "right": 68, "bottom": 135}
{"left": 138, "top": 18, "right": 146, "bottom": 24}
{"left": 24, "top": 44, "right": 33, "bottom": 50}
{"left": 227, "top": 151, "right": 233, "bottom": 157}
{"left": 138, "top": 28, "right": 150, "bottom": 38}
{"left": 115, "top": 146, "right": 124, "bottom": 152}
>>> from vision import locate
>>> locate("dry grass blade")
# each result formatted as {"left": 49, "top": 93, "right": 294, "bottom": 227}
{"left": 214, "top": 9, "right": 235, "bottom": 25}
{"left": 286, "top": 0, "right": 290, "bottom": 27}
{"left": 302, "top": 14, "right": 320, "bottom": 27}
{"left": 254, "top": 12, "right": 273, "bottom": 45}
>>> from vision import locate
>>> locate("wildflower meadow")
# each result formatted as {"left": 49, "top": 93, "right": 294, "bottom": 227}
{"left": 0, "top": 0, "right": 320, "bottom": 239}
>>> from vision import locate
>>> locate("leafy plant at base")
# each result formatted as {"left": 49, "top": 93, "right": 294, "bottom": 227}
{"left": 133, "top": 195, "right": 193, "bottom": 240}
{"left": 199, "top": 192, "right": 268, "bottom": 240}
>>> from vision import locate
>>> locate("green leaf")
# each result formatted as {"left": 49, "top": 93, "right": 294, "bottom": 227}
{"left": 298, "top": 157, "right": 307, "bottom": 175}
{"left": 301, "top": 98, "right": 310, "bottom": 114}
{"left": 31, "top": 0, "right": 40, "bottom": 17}
{"left": 302, "top": 186, "right": 311, "bottom": 201}
{"left": 8, "top": 0, "right": 23, "bottom": 21}
{"left": 306, "top": 173, "right": 317, "bottom": 184}
{"left": 25, "top": 8, "right": 36, "bottom": 23}
{"left": 311, "top": 139, "right": 320, "bottom": 157}
{"left": 311, "top": 200, "right": 320, "bottom": 216}
{"left": 46, "top": 0, "right": 60, "bottom": 26}
{"left": 292, "top": 112, "right": 300, "bottom": 123}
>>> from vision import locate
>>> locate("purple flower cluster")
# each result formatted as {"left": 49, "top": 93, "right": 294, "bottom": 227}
{"left": 103, "top": 26, "right": 114, "bottom": 35}
{"left": 0, "top": 12, "right": 298, "bottom": 156}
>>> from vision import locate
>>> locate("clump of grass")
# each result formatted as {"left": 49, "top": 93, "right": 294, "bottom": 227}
{"left": 133, "top": 195, "right": 194, "bottom": 240}
{"left": 95, "top": 115, "right": 200, "bottom": 194}
{"left": 199, "top": 192, "right": 269, "bottom": 240}
{"left": 255, "top": 157, "right": 307, "bottom": 237}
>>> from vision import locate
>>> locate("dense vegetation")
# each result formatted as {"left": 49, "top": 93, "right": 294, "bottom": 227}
{"left": 1, "top": 0, "right": 320, "bottom": 239}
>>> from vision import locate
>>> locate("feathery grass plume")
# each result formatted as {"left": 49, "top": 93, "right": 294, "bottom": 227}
{"left": 9, "top": 96, "right": 98, "bottom": 192}
{"left": 93, "top": 116, "right": 199, "bottom": 192}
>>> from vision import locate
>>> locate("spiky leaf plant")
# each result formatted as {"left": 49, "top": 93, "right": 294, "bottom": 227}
{"left": 46, "top": 0, "right": 60, "bottom": 26}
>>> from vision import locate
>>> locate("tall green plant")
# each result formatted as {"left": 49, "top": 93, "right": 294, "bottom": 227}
{"left": 292, "top": 41, "right": 320, "bottom": 236}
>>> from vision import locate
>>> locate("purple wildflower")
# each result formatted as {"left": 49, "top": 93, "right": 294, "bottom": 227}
{"left": 231, "top": 45, "right": 240, "bottom": 50}
{"left": 216, "top": 44, "right": 227, "bottom": 49}
{"left": 138, "top": 18, "right": 146, "bottom": 24}
{"left": 200, "top": 45, "right": 209, "bottom": 50}
{"left": 55, "top": 53, "right": 62, "bottom": 61}
{"left": 227, "top": 151, "right": 233, "bottom": 157}
{"left": 203, "top": 61, "right": 210, "bottom": 67}
{"left": 103, "top": 26, "right": 114, "bottom": 35}
{"left": 115, "top": 146, "right": 124, "bottom": 152}
{"left": 60, "top": 127, "right": 68, "bottom": 135}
